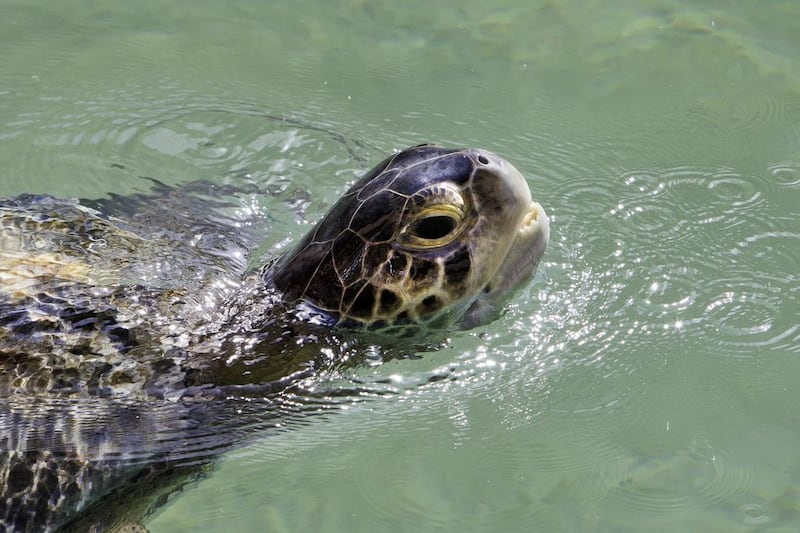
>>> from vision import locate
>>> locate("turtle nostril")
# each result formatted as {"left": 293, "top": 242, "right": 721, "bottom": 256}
{"left": 477, "top": 154, "right": 489, "bottom": 165}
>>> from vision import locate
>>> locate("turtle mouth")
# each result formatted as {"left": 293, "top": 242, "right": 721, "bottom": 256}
{"left": 521, "top": 200, "right": 546, "bottom": 230}
{"left": 457, "top": 152, "right": 549, "bottom": 325}
{"left": 493, "top": 200, "right": 550, "bottom": 294}
{"left": 457, "top": 199, "right": 548, "bottom": 328}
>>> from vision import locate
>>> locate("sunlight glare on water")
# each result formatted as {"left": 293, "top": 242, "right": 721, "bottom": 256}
{"left": 1, "top": 0, "right": 799, "bottom": 531}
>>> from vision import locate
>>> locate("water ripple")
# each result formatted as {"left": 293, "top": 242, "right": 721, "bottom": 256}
{"left": 606, "top": 440, "right": 755, "bottom": 514}
{"left": 598, "top": 164, "right": 798, "bottom": 357}
{"left": 1, "top": 83, "right": 369, "bottom": 201}
{"left": 768, "top": 161, "right": 800, "bottom": 189}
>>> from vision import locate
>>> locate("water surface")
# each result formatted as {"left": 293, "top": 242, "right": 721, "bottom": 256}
{"left": 2, "top": 1, "right": 800, "bottom": 531}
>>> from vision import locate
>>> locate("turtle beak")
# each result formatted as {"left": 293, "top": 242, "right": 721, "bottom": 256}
{"left": 459, "top": 182, "right": 549, "bottom": 329}
{"left": 484, "top": 200, "right": 549, "bottom": 300}
{"left": 466, "top": 149, "right": 549, "bottom": 296}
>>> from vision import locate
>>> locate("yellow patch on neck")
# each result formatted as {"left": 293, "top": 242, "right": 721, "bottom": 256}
{"left": 0, "top": 251, "right": 93, "bottom": 299}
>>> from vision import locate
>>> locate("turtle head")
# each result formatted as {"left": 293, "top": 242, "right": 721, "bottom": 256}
{"left": 269, "top": 144, "right": 549, "bottom": 328}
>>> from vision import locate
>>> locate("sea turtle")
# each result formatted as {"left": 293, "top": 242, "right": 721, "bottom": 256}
{"left": 0, "top": 144, "right": 549, "bottom": 531}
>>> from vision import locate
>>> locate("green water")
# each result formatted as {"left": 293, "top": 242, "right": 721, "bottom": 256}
{"left": 2, "top": 0, "right": 800, "bottom": 531}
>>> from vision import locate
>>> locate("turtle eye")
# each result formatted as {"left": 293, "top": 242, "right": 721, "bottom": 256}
{"left": 399, "top": 185, "right": 467, "bottom": 250}
{"left": 400, "top": 208, "right": 464, "bottom": 250}
{"left": 410, "top": 215, "right": 458, "bottom": 240}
